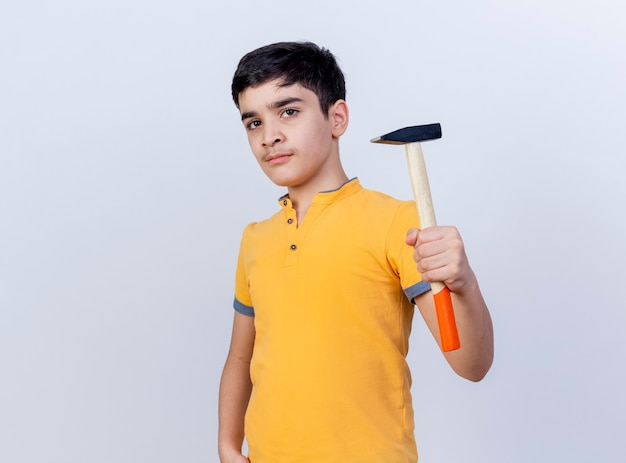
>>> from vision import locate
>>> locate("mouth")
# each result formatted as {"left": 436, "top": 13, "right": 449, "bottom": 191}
{"left": 265, "top": 152, "right": 292, "bottom": 164}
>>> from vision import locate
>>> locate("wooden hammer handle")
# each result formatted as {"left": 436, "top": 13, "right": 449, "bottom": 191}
{"left": 405, "top": 142, "right": 460, "bottom": 352}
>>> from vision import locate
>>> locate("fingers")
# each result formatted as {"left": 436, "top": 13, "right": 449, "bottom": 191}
{"left": 408, "top": 226, "right": 468, "bottom": 290}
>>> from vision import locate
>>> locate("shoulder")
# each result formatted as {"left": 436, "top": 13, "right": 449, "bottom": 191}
{"left": 353, "top": 186, "right": 416, "bottom": 220}
{"left": 330, "top": 185, "right": 418, "bottom": 239}
{"left": 354, "top": 184, "right": 407, "bottom": 204}
{"left": 240, "top": 209, "right": 283, "bottom": 241}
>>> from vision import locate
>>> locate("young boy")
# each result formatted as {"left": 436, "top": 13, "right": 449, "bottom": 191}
{"left": 218, "top": 41, "right": 493, "bottom": 463}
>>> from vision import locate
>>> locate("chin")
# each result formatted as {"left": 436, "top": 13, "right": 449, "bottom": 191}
{"left": 266, "top": 173, "right": 303, "bottom": 188}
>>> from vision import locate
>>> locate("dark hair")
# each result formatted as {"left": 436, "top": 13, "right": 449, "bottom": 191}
{"left": 231, "top": 41, "right": 346, "bottom": 116}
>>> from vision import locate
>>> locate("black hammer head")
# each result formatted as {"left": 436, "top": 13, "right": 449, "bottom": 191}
{"left": 370, "top": 123, "right": 442, "bottom": 145}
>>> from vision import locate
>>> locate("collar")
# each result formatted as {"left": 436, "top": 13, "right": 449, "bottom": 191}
{"left": 277, "top": 177, "right": 361, "bottom": 208}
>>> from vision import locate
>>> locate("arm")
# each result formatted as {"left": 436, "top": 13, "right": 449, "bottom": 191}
{"left": 407, "top": 226, "right": 494, "bottom": 381}
{"left": 218, "top": 311, "right": 255, "bottom": 463}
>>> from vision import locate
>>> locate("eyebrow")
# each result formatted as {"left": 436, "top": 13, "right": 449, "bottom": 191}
{"left": 240, "top": 97, "right": 304, "bottom": 121}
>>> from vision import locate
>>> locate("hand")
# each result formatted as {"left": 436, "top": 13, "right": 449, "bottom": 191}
{"left": 405, "top": 226, "right": 475, "bottom": 294}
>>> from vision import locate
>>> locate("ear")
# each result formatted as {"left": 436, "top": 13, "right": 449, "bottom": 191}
{"left": 329, "top": 99, "right": 349, "bottom": 137}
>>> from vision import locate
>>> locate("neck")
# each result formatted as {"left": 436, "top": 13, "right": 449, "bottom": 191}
{"left": 288, "top": 170, "right": 348, "bottom": 223}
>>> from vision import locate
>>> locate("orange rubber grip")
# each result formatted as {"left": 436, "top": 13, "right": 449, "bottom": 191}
{"left": 433, "top": 287, "right": 460, "bottom": 352}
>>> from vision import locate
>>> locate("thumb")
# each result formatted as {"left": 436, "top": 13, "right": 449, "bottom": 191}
{"left": 405, "top": 227, "right": 420, "bottom": 246}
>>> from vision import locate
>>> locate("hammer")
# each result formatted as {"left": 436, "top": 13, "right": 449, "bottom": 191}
{"left": 371, "top": 123, "right": 460, "bottom": 352}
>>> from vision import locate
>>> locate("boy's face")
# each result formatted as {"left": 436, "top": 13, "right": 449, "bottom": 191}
{"left": 237, "top": 79, "right": 348, "bottom": 190}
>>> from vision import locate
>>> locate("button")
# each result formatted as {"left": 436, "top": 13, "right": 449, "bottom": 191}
{"left": 290, "top": 244, "right": 297, "bottom": 251}
{"left": 287, "top": 218, "right": 294, "bottom": 224}
{"left": 283, "top": 200, "right": 288, "bottom": 206}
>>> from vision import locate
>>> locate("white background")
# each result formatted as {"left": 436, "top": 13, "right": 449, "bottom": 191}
{"left": 1, "top": 1, "right": 624, "bottom": 461}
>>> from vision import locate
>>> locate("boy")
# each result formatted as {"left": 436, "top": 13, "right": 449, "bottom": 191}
{"left": 218, "top": 41, "right": 493, "bottom": 463}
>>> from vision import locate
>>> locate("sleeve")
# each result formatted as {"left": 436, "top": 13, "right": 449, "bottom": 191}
{"left": 233, "top": 224, "right": 255, "bottom": 317}
{"left": 386, "top": 200, "right": 431, "bottom": 303}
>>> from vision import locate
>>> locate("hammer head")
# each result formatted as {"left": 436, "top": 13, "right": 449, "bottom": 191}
{"left": 370, "top": 123, "right": 442, "bottom": 145}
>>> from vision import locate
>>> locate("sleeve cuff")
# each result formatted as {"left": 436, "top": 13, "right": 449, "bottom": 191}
{"left": 234, "top": 297, "right": 255, "bottom": 316}
{"left": 403, "top": 281, "right": 431, "bottom": 304}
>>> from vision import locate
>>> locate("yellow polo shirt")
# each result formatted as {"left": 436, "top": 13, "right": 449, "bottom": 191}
{"left": 234, "top": 178, "right": 429, "bottom": 463}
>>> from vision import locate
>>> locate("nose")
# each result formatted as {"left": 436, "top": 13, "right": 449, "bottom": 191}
{"left": 261, "top": 123, "right": 284, "bottom": 147}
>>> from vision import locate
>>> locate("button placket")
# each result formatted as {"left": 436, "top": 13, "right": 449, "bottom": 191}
{"left": 284, "top": 204, "right": 299, "bottom": 266}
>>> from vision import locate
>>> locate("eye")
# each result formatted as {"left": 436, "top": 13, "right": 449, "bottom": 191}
{"left": 282, "top": 108, "right": 299, "bottom": 118}
{"left": 246, "top": 119, "right": 262, "bottom": 130}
